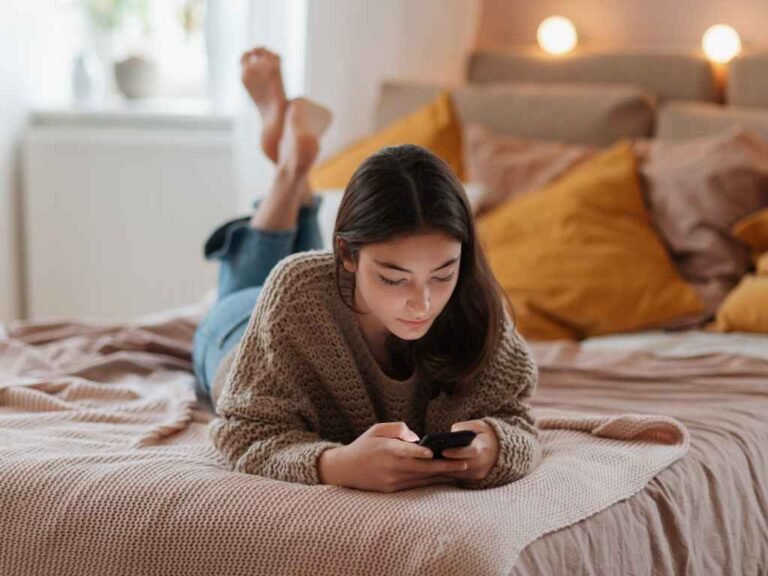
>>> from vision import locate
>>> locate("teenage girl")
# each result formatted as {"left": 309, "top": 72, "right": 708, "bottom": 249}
{"left": 193, "top": 48, "right": 541, "bottom": 494}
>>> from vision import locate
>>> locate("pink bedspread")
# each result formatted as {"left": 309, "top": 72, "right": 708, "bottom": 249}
{"left": 0, "top": 312, "right": 765, "bottom": 575}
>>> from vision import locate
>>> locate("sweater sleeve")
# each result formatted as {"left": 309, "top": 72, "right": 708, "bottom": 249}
{"left": 456, "top": 315, "right": 542, "bottom": 490}
{"left": 208, "top": 257, "right": 344, "bottom": 485}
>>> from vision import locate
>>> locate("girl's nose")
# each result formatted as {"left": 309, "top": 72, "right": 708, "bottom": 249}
{"left": 407, "top": 287, "right": 430, "bottom": 317}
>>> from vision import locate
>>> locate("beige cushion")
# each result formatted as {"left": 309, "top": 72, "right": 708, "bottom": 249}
{"left": 463, "top": 123, "right": 595, "bottom": 216}
{"left": 727, "top": 52, "right": 768, "bottom": 108}
{"left": 468, "top": 50, "right": 718, "bottom": 103}
{"left": 376, "top": 81, "right": 656, "bottom": 147}
{"left": 637, "top": 128, "right": 768, "bottom": 317}
{"left": 656, "top": 101, "right": 768, "bottom": 142}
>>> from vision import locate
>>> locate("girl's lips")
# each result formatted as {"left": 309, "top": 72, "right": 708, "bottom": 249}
{"left": 399, "top": 318, "right": 430, "bottom": 327}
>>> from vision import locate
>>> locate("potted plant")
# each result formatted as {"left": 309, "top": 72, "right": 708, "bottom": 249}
{"left": 81, "top": 0, "right": 157, "bottom": 98}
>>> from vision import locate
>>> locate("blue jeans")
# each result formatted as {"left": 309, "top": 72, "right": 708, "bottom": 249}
{"left": 192, "top": 196, "right": 324, "bottom": 403}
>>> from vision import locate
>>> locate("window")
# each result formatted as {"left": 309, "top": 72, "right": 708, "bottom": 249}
{"left": 42, "top": 0, "right": 248, "bottom": 110}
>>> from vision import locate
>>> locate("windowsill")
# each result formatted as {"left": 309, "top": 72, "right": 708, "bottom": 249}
{"left": 30, "top": 96, "right": 234, "bottom": 131}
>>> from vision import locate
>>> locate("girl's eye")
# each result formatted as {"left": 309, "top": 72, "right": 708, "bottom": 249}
{"left": 379, "top": 274, "right": 455, "bottom": 286}
{"left": 379, "top": 275, "right": 406, "bottom": 286}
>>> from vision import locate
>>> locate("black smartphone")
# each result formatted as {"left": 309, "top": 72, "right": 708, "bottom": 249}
{"left": 417, "top": 430, "right": 477, "bottom": 459}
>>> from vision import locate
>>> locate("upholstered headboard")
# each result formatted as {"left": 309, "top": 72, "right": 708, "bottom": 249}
{"left": 375, "top": 50, "right": 768, "bottom": 144}
{"left": 467, "top": 50, "right": 719, "bottom": 102}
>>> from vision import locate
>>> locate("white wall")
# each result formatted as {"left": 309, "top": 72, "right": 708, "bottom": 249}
{"left": 478, "top": 0, "right": 768, "bottom": 52}
{"left": 0, "top": 1, "right": 77, "bottom": 322}
{"left": 304, "top": 0, "right": 481, "bottom": 158}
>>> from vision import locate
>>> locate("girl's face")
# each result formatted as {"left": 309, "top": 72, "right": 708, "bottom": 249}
{"left": 342, "top": 231, "right": 462, "bottom": 341}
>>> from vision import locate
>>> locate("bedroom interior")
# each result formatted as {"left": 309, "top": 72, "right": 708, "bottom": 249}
{"left": 1, "top": 0, "right": 767, "bottom": 574}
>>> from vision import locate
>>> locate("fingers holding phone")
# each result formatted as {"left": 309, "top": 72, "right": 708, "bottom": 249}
{"left": 335, "top": 422, "right": 469, "bottom": 493}
{"left": 437, "top": 419, "right": 500, "bottom": 483}
{"left": 416, "top": 430, "right": 477, "bottom": 459}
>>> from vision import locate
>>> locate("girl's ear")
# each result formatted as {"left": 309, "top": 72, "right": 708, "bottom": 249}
{"left": 336, "top": 238, "right": 357, "bottom": 273}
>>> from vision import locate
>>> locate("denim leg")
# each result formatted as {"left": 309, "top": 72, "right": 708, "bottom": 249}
{"left": 248, "top": 194, "right": 325, "bottom": 254}
{"left": 204, "top": 210, "right": 296, "bottom": 301}
{"left": 293, "top": 195, "right": 325, "bottom": 252}
{"left": 195, "top": 196, "right": 325, "bottom": 403}
{"left": 193, "top": 286, "right": 261, "bottom": 403}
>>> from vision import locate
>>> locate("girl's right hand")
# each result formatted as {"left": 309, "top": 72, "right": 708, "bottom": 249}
{"left": 320, "top": 422, "right": 468, "bottom": 493}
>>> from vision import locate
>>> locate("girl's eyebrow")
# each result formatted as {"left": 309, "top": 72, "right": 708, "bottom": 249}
{"left": 373, "top": 256, "right": 459, "bottom": 274}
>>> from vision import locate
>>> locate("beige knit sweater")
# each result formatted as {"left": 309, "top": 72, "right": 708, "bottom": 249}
{"left": 209, "top": 250, "right": 541, "bottom": 490}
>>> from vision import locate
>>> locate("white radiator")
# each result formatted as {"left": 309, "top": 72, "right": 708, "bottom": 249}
{"left": 22, "top": 108, "right": 239, "bottom": 321}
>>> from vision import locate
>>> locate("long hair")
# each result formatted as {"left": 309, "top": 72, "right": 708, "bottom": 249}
{"left": 333, "top": 144, "right": 513, "bottom": 397}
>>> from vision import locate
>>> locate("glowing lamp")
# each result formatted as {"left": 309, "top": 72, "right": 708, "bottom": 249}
{"left": 537, "top": 16, "right": 578, "bottom": 55}
{"left": 702, "top": 24, "right": 741, "bottom": 63}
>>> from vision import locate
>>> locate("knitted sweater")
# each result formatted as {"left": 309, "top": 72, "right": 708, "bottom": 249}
{"left": 209, "top": 250, "right": 541, "bottom": 490}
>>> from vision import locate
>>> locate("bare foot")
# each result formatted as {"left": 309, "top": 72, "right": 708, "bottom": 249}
{"left": 277, "top": 98, "right": 333, "bottom": 177}
{"left": 241, "top": 47, "right": 287, "bottom": 163}
{"left": 249, "top": 97, "right": 334, "bottom": 231}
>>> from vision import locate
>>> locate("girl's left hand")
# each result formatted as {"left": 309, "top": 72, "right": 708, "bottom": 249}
{"left": 438, "top": 419, "right": 499, "bottom": 483}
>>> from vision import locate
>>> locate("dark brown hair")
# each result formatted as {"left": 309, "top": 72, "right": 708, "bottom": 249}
{"left": 333, "top": 144, "right": 513, "bottom": 397}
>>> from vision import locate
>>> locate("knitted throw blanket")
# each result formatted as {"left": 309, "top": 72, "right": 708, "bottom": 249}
{"left": 0, "top": 314, "right": 689, "bottom": 576}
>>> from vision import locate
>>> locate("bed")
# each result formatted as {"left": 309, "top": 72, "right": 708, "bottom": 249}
{"left": 2, "top": 49, "right": 768, "bottom": 575}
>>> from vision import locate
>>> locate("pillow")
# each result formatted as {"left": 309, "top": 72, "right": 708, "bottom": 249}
{"left": 713, "top": 208, "right": 768, "bottom": 334}
{"left": 760, "top": 253, "right": 768, "bottom": 276}
{"left": 309, "top": 92, "right": 464, "bottom": 190}
{"left": 476, "top": 142, "right": 704, "bottom": 341}
{"left": 714, "top": 275, "right": 768, "bottom": 334}
{"left": 637, "top": 128, "right": 768, "bottom": 317}
{"left": 732, "top": 207, "right": 768, "bottom": 254}
{"left": 656, "top": 101, "right": 768, "bottom": 143}
{"left": 463, "top": 123, "right": 595, "bottom": 216}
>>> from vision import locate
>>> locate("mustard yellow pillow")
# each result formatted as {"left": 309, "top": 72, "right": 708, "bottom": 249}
{"left": 476, "top": 142, "right": 704, "bottom": 340}
{"left": 732, "top": 207, "right": 768, "bottom": 273}
{"left": 712, "top": 208, "right": 768, "bottom": 333}
{"left": 759, "top": 252, "right": 768, "bottom": 275}
{"left": 309, "top": 92, "right": 464, "bottom": 190}
{"left": 732, "top": 207, "right": 768, "bottom": 253}
{"left": 714, "top": 274, "right": 768, "bottom": 333}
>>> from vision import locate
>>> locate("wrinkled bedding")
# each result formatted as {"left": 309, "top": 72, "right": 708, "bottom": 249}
{"left": 0, "top": 309, "right": 765, "bottom": 575}
{"left": 514, "top": 337, "right": 768, "bottom": 575}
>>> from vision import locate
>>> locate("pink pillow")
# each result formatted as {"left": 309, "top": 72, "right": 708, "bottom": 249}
{"left": 463, "top": 123, "right": 594, "bottom": 216}
{"left": 637, "top": 128, "right": 768, "bottom": 317}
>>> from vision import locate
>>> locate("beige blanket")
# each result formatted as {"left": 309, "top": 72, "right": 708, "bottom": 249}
{"left": 0, "top": 312, "right": 689, "bottom": 576}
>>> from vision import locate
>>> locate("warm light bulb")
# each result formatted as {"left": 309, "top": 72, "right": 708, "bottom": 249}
{"left": 537, "top": 16, "right": 578, "bottom": 55}
{"left": 702, "top": 24, "right": 742, "bottom": 63}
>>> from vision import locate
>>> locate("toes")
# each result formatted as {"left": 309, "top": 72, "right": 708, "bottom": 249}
{"left": 241, "top": 47, "right": 269, "bottom": 65}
